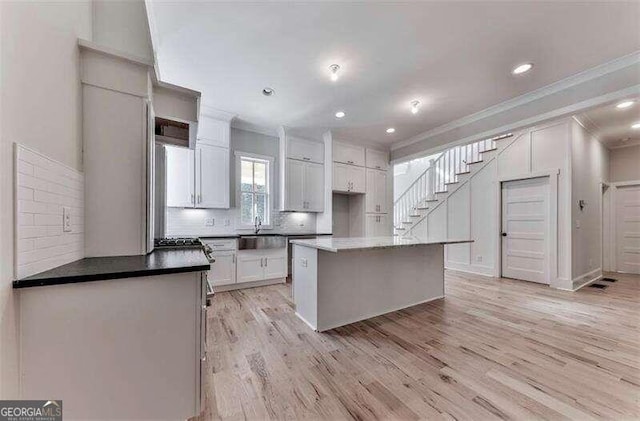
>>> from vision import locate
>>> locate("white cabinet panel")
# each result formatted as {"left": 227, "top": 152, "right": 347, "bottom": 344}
{"left": 333, "top": 163, "right": 365, "bottom": 193}
{"left": 196, "top": 144, "right": 229, "bottom": 208}
{"left": 209, "top": 252, "right": 236, "bottom": 286}
{"left": 286, "top": 158, "right": 306, "bottom": 211}
{"left": 264, "top": 250, "right": 287, "bottom": 279}
{"left": 333, "top": 142, "right": 365, "bottom": 166}
{"left": 197, "top": 115, "right": 229, "bottom": 148}
{"left": 237, "top": 253, "right": 264, "bottom": 283}
{"left": 287, "top": 137, "right": 324, "bottom": 163}
{"left": 165, "top": 145, "right": 194, "bottom": 207}
{"left": 366, "top": 169, "right": 388, "bottom": 214}
{"left": 365, "top": 148, "right": 389, "bottom": 170}
{"left": 304, "top": 162, "right": 325, "bottom": 211}
{"left": 365, "top": 214, "right": 388, "bottom": 237}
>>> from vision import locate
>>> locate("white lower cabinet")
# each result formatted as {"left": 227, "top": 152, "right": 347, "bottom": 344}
{"left": 365, "top": 214, "right": 389, "bottom": 237}
{"left": 208, "top": 251, "right": 236, "bottom": 286}
{"left": 237, "top": 248, "right": 287, "bottom": 283}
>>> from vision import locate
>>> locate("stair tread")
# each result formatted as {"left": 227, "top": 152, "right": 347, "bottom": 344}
{"left": 402, "top": 221, "right": 413, "bottom": 224}
{"left": 409, "top": 214, "right": 421, "bottom": 217}
{"left": 415, "top": 206, "right": 429, "bottom": 210}
{"left": 425, "top": 199, "right": 438, "bottom": 202}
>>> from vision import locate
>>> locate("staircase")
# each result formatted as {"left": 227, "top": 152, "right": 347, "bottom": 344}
{"left": 393, "top": 134, "right": 511, "bottom": 236}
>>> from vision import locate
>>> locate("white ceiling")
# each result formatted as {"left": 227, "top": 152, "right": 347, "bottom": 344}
{"left": 148, "top": 1, "right": 640, "bottom": 147}
{"left": 579, "top": 98, "right": 640, "bottom": 149}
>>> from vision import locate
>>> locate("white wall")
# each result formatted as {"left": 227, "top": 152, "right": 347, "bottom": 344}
{"left": 571, "top": 119, "right": 609, "bottom": 285}
{"left": 609, "top": 144, "right": 640, "bottom": 182}
{"left": 1, "top": 0, "right": 93, "bottom": 398}
{"left": 92, "top": 0, "right": 153, "bottom": 61}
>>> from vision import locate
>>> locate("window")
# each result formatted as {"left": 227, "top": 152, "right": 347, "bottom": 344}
{"left": 237, "top": 153, "right": 272, "bottom": 227}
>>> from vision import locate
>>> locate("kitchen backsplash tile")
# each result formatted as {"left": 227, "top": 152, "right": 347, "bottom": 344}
{"left": 15, "top": 144, "right": 84, "bottom": 279}
{"left": 165, "top": 207, "right": 317, "bottom": 237}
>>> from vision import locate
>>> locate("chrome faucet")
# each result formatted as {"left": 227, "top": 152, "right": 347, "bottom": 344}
{"left": 254, "top": 216, "right": 262, "bottom": 235}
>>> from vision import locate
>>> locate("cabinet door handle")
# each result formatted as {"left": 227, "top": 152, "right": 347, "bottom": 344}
{"left": 303, "top": 157, "right": 310, "bottom": 161}
{"left": 191, "top": 194, "right": 195, "bottom": 204}
{"left": 232, "top": 254, "right": 235, "bottom": 263}
{"left": 197, "top": 194, "right": 202, "bottom": 204}
{"left": 260, "top": 258, "right": 263, "bottom": 267}
{"left": 265, "top": 258, "right": 268, "bottom": 267}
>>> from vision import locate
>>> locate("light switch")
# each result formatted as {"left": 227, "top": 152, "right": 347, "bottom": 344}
{"left": 63, "top": 207, "right": 72, "bottom": 232}
{"left": 300, "top": 258, "right": 308, "bottom": 268}
{"left": 224, "top": 219, "right": 230, "bottom": 226}
{"left": 575, "top": 219, "right": 581, "bottom": 229}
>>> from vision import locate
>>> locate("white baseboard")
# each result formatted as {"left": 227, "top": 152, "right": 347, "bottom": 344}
{"left": 444, "top": 264, "right": 495, "bottom": 277}
{"left": 213, "top": 277, "right": 286, "bottom": 293}
{"left": 572, "top": 268, "right": 603, "bottom": 291}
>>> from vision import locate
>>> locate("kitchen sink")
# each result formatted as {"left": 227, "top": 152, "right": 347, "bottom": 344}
{"left": 239, "top": 235, "right": 287, "bottom": 250}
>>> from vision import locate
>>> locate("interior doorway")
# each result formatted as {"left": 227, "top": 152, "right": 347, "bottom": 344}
{"left": 615, "top": 183, "right": 640, "bottom": 274}
{"left": 501, "top": 177, "right": 550, "bottom": 284}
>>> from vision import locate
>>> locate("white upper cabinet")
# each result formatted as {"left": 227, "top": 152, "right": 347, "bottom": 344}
{"left": 195, "top": 143, "right": 229, "bottom": 208}
{"left": 333, "top": 163, "right": 366, "bottom": 193}
{"left": 365, "top": 148, "right": 389, "bottom": 171}
{"left": 287, "top": 136, "right": 324, "bottom": 164}
{"left": 333, "top": 141, "right": 365, "bottom": 167}
{"left": 165, "top": 145, "right": 195, "bottom": 207}
{"left": 197, "top": 115, "right": 230, "bottom": 148}
{"left": 284, "top": 159, "right": 324, "bottom": 212}
{"left": 366, "top": 169, "right": 388, "bottom": 214}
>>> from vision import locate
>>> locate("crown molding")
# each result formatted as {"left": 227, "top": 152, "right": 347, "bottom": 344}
{"left": 391, "top": 51, "right": 640, "bottom": 152}
{"left": 609, "top": 139, "right": 640, "bottom": 149}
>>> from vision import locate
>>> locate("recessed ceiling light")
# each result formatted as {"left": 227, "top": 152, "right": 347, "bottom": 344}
{"left": 616, "top": 100, "right": 635, "bottom": 109}
{"left": 632, "top": 122, "right": 640, "bottom": 129}
{"left": 410, "top": 100, "right": 421, "bottom": 114}
{"left": 386, "top": 128, "right": 395, "bottom": 134}
{"left": 335, "top": 111, "right": 345, "bottom": 118}
{"left": 262, "top": 87, "right": 275, "bottom": 96}
{"left": 329, "top": 64, "right": 340, "bottom": 82}
{"left": 512, "top": 63, "right": 533, "bottom": 75}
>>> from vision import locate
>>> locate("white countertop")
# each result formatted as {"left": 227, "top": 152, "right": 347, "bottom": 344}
{"left": 290, "top": 236, "right": 473, "bottom": 252}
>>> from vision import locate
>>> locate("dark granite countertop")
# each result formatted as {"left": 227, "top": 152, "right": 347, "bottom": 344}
{"left": 13, "top": 248, "right": 210, "bottom": 289}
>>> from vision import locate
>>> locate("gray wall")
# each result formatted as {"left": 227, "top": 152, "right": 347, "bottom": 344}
{"left": 229, "top": 128, "right": 280, "bottom": 208}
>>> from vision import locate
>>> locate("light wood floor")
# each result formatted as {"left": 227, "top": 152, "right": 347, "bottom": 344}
{"left": 199, "top": 271, "right": 640, "bottom": 420}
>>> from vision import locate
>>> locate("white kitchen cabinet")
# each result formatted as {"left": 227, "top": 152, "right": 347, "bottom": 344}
{"left": 197, "top": 115, "right": 230, "bottom": 148}
{"left": 287, "top": 136, "right": 324, "bottom": 164}
{"left": 365, "top": 214, "right": 389, "bottom": 237}
{"left": 208, "top": 251, "right": 236, "bottom": 286}
{"left": 237, "top": 249, "right": 287, "bottom": 283}
{"left": 333, "top": 163, "right": 366, "bottom": 193}
{"left": 284, "top": 159, "right": 324, "bottom": 211}
{"left": 304, "top": 161, "right": 325, "bottom": 211}
{"left": 365, "top": 148, "right": 389, "bottom": 171}
{"left": 165, "top": 145, "right": 195, "bottom": 207}
{"left": 366, "top": 169, "right": 388, "bottom": 214}
{"left": 333, "top": 141, "right": 365, "bottom": 166}
{"left": 195, "top": 143, "right": 229, "bottom": 208}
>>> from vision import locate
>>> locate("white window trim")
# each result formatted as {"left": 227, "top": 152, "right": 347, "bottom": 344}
{"left": 235, "top": 151, "right": 275, "bottom": 229}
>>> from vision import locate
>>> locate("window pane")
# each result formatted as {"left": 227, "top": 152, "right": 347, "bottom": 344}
{"left": 240, "top": 192, "right": 254, "bottom": 225}
{"left": 254, "top": 162, "right": 267, "bottom": 193}
{"left": 240, "top": 160, "right": 253, "bottom": 192}
{"left": 255, "top": 194, "right": 267, "bottom": 224}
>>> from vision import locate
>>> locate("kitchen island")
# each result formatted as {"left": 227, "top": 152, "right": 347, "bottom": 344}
{"left": 291, "top": 236, "right": 472, "bottom": 332}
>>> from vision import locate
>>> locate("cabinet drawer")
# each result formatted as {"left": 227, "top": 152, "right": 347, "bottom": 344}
{"left": 333, "top": 141, "right": 365, "bottom": 166}
{"left": 287, "top": 137, "right": 324, "bottom": 163}
{"left": 365, "top": 148, "right": 389, "bottom": 170}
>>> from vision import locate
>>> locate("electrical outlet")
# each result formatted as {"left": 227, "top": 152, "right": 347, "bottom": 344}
{"left": 476, "top": 255, "right": 483, "bottom": 263}
{"left": 205, "top": 218, "right": 215, "bottom": 227}
{"left": 63, "top": 207, "right": 72, "bottom": 232}
{"left": 575, "top": 219, "right": 581, "bottom": 229}
{"left": 224, "top": 219, "right": 230, "bottom": 226}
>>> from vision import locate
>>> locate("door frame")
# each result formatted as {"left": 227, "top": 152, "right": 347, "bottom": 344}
{"left": 496, "top": 169, "right": 559, "bottom": 286}
{"left": 608, "top": 180, "right": 640, "bottom": 273}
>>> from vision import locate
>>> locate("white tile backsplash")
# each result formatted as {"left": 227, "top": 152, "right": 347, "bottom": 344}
{"left": 15, "top": 144, "right": 84, "bottom": 279}
{"left": 165, "top": 207, "right": 318, "bottom": 237}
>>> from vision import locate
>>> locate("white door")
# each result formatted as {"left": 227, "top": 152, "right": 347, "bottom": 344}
{"left": 333, "top": 163, "right": 350, "bottom": 192}
{"left": 304, "top": 161, "right": 325, "bottom": 211}
{"left": 264, "top": 251, "right": 287, "bottom": 279}
{"left": 165, "top": 145, "right": 194, "bottom": 207}
{"left": 366, "top": 169, "right": 387, "bottom": 213}
{"left": 286, "top": 158, "right": 305, "bottom": 211}
{"left": 196, "top": 143, "right": 229, "bottom": 208}
{"left": 237, "top": 253, "right": 264, "bottom": 283}
{"left": 349, "top": 166, "right": 366, "bottom": 193}
{"left": 615, "top": 184, "right": 640, "bottom": 274}
{"left": 501, "top": 177, "right": 549, "bottom": 284}
{"left": 208, "top": 252, "right": 236, "bottom": 286}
